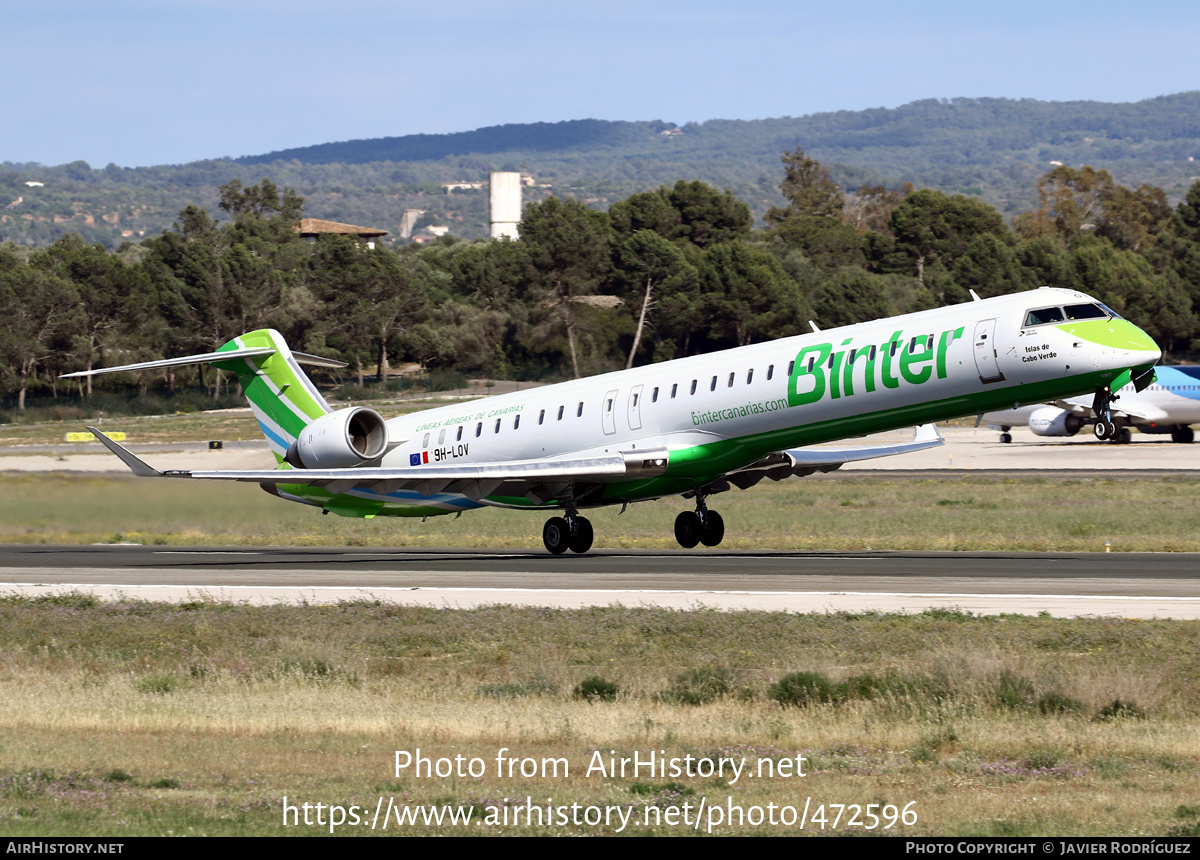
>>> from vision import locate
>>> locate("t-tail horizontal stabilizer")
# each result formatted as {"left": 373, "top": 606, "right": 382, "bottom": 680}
{"left": 61, "top": 347, "right": 346, "bottom": 378}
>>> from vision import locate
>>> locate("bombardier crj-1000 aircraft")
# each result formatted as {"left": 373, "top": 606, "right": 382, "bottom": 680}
{"left": 67, "top": 287, "right": 1159, "bottom": 554}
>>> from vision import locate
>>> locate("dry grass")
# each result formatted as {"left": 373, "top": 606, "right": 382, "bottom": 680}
{"left": 0, "top": 598, "right": 1197, "bottom": 836}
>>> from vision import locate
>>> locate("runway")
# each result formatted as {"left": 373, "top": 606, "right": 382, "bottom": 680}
{"left": 2, "top": 544, "right": 1198, "bottom": 619}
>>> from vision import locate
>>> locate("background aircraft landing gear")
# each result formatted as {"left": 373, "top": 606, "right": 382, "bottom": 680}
{"left": 674, "top": 496, "right": 725, "bottom": 548}
{"left": 1172, "top": 425, "right": 1195, "bottom": 444}
{"left": 542, "top": 511, "right": 593, "bottom": 554}
{"left": 1111, "top": 424, "right": 1132, "bottom": 444}
{"left": 1000, "top": 432, "right": 1013, "bottom": 444}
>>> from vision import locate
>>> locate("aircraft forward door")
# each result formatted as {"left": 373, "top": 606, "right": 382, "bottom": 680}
{"left": 627, "top": 384, "right": 644, "bottom": 431}
{"left": 972, "top": 319, "right": 1006, "bottom": 384}
{"left": 602, "top": 389, "right": 618, "bottom": 435}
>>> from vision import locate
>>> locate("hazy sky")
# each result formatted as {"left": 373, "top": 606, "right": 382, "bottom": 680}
{"left": 4, "top": 0, "right": 1198, "bottom": 168}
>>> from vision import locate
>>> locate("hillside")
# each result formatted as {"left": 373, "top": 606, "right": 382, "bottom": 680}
{"left": 2, "top": 94, "right": 1199, "bottom": 249}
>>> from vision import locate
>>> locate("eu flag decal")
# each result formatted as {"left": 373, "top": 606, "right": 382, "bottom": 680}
{"left": 409, "top": 453, "right": 421, "bottom": 466}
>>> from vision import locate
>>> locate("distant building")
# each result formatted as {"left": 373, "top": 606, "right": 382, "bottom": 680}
{"left": 399, "top": 208, "right": 426, "bottom": 240}
{"left": 24, "top": 181, "right": 44, "bottom": 187}
{"left": 293, "top": 218, "right": 388, "bottom": 250}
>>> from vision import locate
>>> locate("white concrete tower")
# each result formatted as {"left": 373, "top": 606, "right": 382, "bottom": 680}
{"left": 489, "top": 171, "right": 522, "bottom": 239}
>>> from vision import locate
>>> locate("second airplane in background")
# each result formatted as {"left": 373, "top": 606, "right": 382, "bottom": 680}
{"left": 984, "top": 364, "right": 1200, "bottom": 444}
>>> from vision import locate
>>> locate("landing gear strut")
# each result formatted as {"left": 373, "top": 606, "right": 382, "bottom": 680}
{"left": 542, "top": 507, "right": 593, "bottom": 555}
{"left": 674, "top": 494, "right": 725, "bottom": 548}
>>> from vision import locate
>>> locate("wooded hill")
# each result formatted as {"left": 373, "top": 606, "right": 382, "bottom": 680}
{"left": 2, "top": 94, "right": 1199, "bottom": 250}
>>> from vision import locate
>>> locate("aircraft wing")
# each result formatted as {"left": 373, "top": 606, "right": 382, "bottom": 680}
{"left": 85, "top": 426, "right": 650, "bottom": 503}
{"left": 719, "top": 424, "right": 943, "bottom": 490}
{"left": 782, "top": 422, "right": 943, "bottom": 466}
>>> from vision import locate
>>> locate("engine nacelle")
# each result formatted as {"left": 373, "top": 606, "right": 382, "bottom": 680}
{"left": 285, "top": 407, "right": 389, "bottom": 468}
{"left": 1028, "top": 406, "right": 1085, "bottom": 437}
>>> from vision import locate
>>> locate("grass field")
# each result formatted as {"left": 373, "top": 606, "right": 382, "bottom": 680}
{"left": 2, "top": 471, "right": 1199, "bottom": 552}
{"left": 3, "top": 413, "right": 1199, "bottom": 837}
{"left": 0, "top": 596, "right": 1197, "bottom": 837}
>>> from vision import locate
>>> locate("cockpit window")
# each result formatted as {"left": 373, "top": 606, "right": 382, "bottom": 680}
{"left": 1064, "top": 303, "right": 1108, "bottom": 320}
{"left": 1023, "top": 306, "right": 1064, "bottom": 327}
{"left": 1097, "top": 303, "right": 1124, "bottom": 320}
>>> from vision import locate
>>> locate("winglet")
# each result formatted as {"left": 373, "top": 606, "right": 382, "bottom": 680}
{"left": 86, "top": 427, "right": 164, "bottom": 477}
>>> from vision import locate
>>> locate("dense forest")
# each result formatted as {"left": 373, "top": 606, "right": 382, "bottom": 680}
{"left": 2, "top": 94, "right": 1199, "bottom": 250}
{"left": 4, "top": 144, "right": 1200, "bottom": 419}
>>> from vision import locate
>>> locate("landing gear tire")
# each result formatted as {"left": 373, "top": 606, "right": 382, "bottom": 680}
{"left": 700, "top": 510, "right": 725, "bottom": 547}
{"left": 1093, "top": 420, "right": 1114, "bottom": 441}
{"left": 568, "top": 516, "right": 593, "bottom": 554}
{"left": 674, "top": 511, "right": 702, "bottom": 549}
{"left": 1000, "top": 432, "right": 1013, "bottom": 444}
{"left": 1172, "top": 426, "right": 1195, "bottom": 444}
{"left": 1112, "top": 426, "right": 1132, "bottom": 445}
{"left": 542, "top": 517, "right": 570, "bottom": 555}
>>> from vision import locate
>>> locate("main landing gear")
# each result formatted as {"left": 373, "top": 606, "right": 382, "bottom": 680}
{"left": 542, "top": 508, "right": 593, "bottom": 555}
{"left": 674, "top": 494, "right": 725, "bottom": 549}
{"left": 540, "top": 495, "right": 727, "bottom": 555}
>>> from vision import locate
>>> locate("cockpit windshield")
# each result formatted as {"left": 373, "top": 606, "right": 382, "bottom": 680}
{"left": 1063, "top": 303, "right": 1108, "bottom": 320}
{"left": 1024, "top": 302, "right": 1114, "bottom": 327}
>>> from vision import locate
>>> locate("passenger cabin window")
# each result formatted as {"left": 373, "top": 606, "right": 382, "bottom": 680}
{"left": 513, "top": 414, "right": 520, "bottom": 430}
{"left": 1064, "top": 303, "right": 1108, "bottom": 320}
{"left": 438, "top": 429, "right": 446, "bottom": 445}
{"left": 539, "top": 409, "right": 545, "bottom": 425}
{"left": 767, "top": 364, "right": 774, "bottom": 381}
{"left": 690, "top": 379, "right": 698, "bottom": 395}
{"left": 787, "top": 360, "right": 795, "bottom": 376}
{"left": 456, "top": 426, "right": 463, "bottom": 442}
{"left": 710, "top": 375, "right": 717, "bottom": 391}
{"left": 670, "top": 383, "right": 678, "bottom": 399}
{"left": 606, "top": 398, "right": 613, "bottom": 412}
{"left": 422, "top": 433, "right": 430, "bottom": 448}
{"left": 577, "top": 402, "right": 584, "bottom": 417}
{"left": 1024, "top": 306, "right": 1065, "bottom": 327}
{"left": 652, "top": 387, "right": 659, "bottom": 403}
{"left": 475, "top": 422, "right": 482, "bottom": 437}
{"left": 728, "top": 372, "right": 736, "bottom": 388}
{"left": 494, "top": 418, "right": 501, "bottom": 434}
{"left": 557, "top": 405, "right": 564, "bottom": 421}
{"left": 746, "top": 369, "right": 754, "bottom": 385}
{"left": 632, "top": 392, "right": 639, "bottom": 406}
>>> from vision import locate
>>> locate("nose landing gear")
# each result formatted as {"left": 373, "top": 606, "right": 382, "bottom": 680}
{"left": 1091, "top": 385, "right": 1121, "bottom": 441}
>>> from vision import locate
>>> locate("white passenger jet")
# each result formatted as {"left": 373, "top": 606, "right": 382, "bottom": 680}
{"left": 66, "top": 287, "right": 1159, "bottom": 554}
{"left": 983, "top": 364, "right": 1200, "bottom": 444}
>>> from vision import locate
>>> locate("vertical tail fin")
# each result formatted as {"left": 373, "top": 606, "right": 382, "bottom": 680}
{"left": 210, "top": 330, "right": 336, "bottom": 461}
